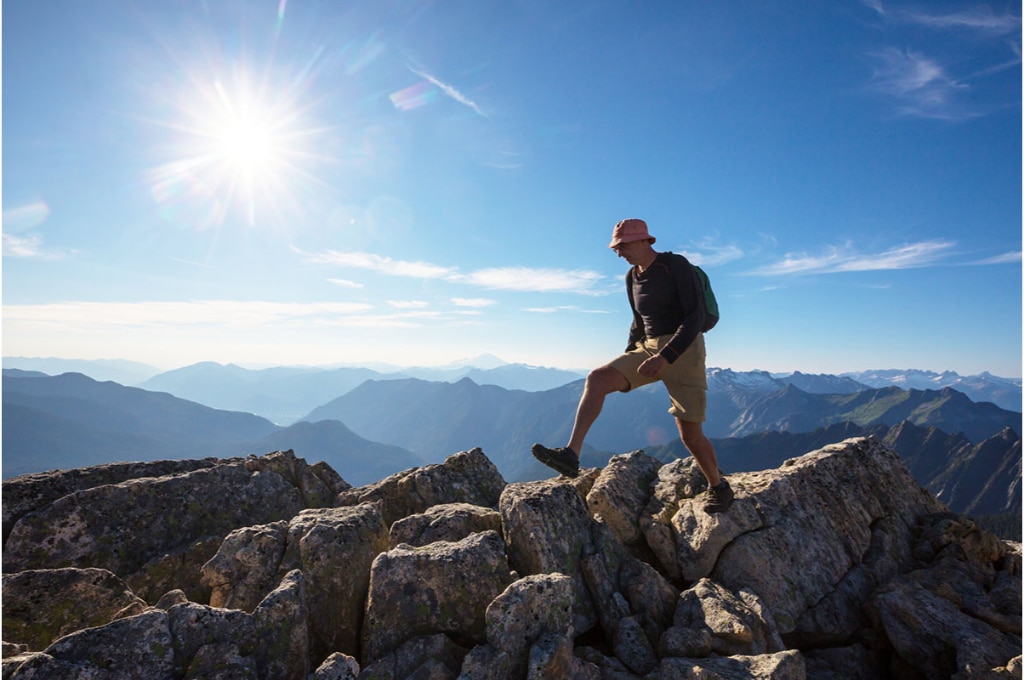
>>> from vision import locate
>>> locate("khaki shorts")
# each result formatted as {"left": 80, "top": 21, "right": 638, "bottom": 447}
{"left": 609, "top": 334, "right": 708, "bottom": 422}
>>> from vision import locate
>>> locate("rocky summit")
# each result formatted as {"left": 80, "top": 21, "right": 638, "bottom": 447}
{"left": 1, "top": 438, "right": 1020, "bottom": 680}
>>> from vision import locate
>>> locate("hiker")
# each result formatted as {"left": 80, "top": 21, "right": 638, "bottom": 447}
{"left": 531, "top": 218, "right": 733, "bottom": 513}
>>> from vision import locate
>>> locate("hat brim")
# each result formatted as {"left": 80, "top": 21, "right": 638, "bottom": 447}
{"left": 609, "top": 234, "right": 656, "bottom": 248}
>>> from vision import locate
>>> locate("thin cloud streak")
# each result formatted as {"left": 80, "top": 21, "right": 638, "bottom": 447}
{"left": 299, "top": 247, "right": 607, "bottom": 295}
{"left": 750, "top": 239, "right": 958, "bottom": 276}
{"left": 968, "top": 251, "right": 1022, "bottom": 265}
{"left": 2, "top": 300, "right": 375, "bottom": 329}
{"left": 2, "top": 233, "right": 47, "bottom": 258}
{"left": 868, "top": 48, "right": 970, "bottom": 120}
{"left": 455, "top": 267, "right": 606, "bottom": 295}
{"left": 408, "top": 63, "right": 487, "bottom": 117}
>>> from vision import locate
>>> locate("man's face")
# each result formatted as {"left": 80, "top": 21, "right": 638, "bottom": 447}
{"left": 612, "top": 239, "right": 650, "bottom": 265}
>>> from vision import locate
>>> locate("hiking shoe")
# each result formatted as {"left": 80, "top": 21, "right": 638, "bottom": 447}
{"left": 531, "top": 444, "right": 580, "bottom": 478}
{"left": 703, "top": 479, "right": 734, "bottom": 513}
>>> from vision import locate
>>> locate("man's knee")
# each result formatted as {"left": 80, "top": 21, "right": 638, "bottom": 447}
{"left": 586, "top": 365, "right": 629, "bottom": 394}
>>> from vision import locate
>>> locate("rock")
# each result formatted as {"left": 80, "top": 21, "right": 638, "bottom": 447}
{"left": 202, "top": 520, "right": 290, "bottom": 611}
{"left": 4, "top": 610, "right": 175, "bottom": 680}
{"left": 311, "top": 652, "right": 360, "bottom": 680}
{"left": 483, "top": 574, "right": 574, "bottom": 676}
{"left": 865, "top": 513, "right": 1022, "bottom": 679}
{"left": 639, "top": 457, "right": 709, "bottom": 580}
{"left": 1, "top": 458, "right": 225, "bottom": 543}
{"left": 389, "top": 502, "right": 503, "bottom": 548}
{"left": 362, "top": 530, "right": 513, "bottom": 664}
{"left": 674, "top": 578, "right": 784, "bottom": 657}
{"left": 2, "top": 436, "right": 1020, "bottom": 679}
{"left": 244, "top": 449, "right": 350, "bottom": 508}
{"left": 154, "top": 589, "right": 189, "bottom": 609}
{"left": 654, "top": 649, "right": 807, "bottom": 679}
{"left": 3, "top": 456, "right": 306, "bottom": 579}
{"left": 709, "top": 438, "right": 945, "bottom": 633}
{"left": 585, "top": 450, "right": 662, "bottom": 548}
{"left": 2, "top": 568, "right": 148, "bottom": 651}
{"left": 499, "top": 478, "right": 597, "bottom": 633}
{"left": 358, "top": 633, "right": 467, "bottom": 679}
{"left": 202, "top": 504, "right": 389, "bottom": 662}
{"left": 336, "top": 448, "right": 505, "bottom": 527}
{"left": 612, "top": 615, "right": 657, "bottom": 675}
{"left": 126, "top": 534, "right": 224, "bottom": 604}
{"left": 526, "top": 633, "right": 600, "bottom": 680}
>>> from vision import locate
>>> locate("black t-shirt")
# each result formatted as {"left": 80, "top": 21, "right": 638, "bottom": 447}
{"left": 625, "top": 251, "right": 705, "bottom": 363}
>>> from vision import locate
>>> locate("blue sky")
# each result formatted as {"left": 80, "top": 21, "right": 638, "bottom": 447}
{"left": 3, "top": 0, "right": 1021, "bottom": 377}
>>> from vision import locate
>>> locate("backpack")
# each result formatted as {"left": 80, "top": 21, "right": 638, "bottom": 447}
{"left": 692, "top": 265, "right": 720, "bottom": 332}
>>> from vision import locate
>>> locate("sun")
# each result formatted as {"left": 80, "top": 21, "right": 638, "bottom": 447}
{"left": 148, "top": 67, "right": 325, "bottom": 230}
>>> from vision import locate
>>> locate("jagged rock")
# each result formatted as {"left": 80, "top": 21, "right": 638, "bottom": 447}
{"left": 654, "top": 649, "right": 806, "bottom": 679}
{"left": 252, "top": 570, "right": 309, "bottom": 680}
{"left": 202, "top": 504, "right": 389, "bottom": 662}
{"left": 311, "top": 652, "right": 360, "bottom": 680}
{"left": 336, "top": 448, "right": 505, "bottom": 527}
{"left": 126, "top": 534, "right": 224, "bottom": 604}
{"left": 358, "top": 633, "right": 467, "bottom": 679}
{"left": 613, "top": 615, "right": 658, "bottom": 675}
{"left": 2, "top": 567, "right": 148, "bottom": 652}
{"left": 707, "top": 438, "right": 946, "bottom": 633}
{"left": 362, "top": 530, "right": 514, "bottom": 664}
{"left": 2, "top": 437, "right": 1020, "bottom": 679}
{"left": 202, "top": 520, "right": 290, "bottom": 611}
{"left": 388, "top": 502, "right": 503, "bottom": 548}
{"left": 673, "top": 578, "right": 785, "bottom": 657}
{"left": 1, "top": 458, "right": 225, "bottom": 543}
{"left": 154, "top": 589, "right": 189, "bottom": 610}
{"left": 483, "top": 573, "right": 574, "bottom": 677}
{"left": 3, "top": 454, "right": 307, "bottom": 579}
{"left": 526, "top": 633, "right": 600, "bottom": 679}
{"left": 3, "top": 609, "right": 175, "bottom": 680}
{"left": 244, "top": 449, "right": 351, "bottom": 508}
{"left": 865, "top": 513, "right": 1022, "bottom": 679}
{"left": 639, "top": 457, "right": 709, "bottom": 581}
{"left": 499, "top": 478, "right": 597, "bottom": 633}
{"left": 585, "top": 450, "right": 662, "bottom": 548}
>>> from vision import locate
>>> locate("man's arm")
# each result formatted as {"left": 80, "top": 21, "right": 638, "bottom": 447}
{"left": 625, "top": 269, "right": 644, "bottom": 351}
{"left": 656, "top": 255, "right": 705, "bottom": 364}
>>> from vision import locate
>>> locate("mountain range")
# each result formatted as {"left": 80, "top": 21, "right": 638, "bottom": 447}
{"left": 3, "top": 365, "right": 1020, "bottom": 536}
{"left": 4, "top": 357, "right": 1020, "bottom": 420}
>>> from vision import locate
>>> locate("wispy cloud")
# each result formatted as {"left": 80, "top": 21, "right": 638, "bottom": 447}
{"left": 387, "top": 300, "right": 430, "bottom": 309}
{"left": 407, "top": 63, "right": 487, "bottom": 117}
{"left": 451, "top": 297, "right": 497, "bottom": 307}
{"left": 3, "top": 201, "right": 51, "bottom": 232}
{"left": 300, "top": 248, "right": 458, "bottom": 279}
{"left": 2, "top": 233, "right": 48, "bottom": 258}
{"left": 750, "top": 239, "right": 957, "bottom": 276}
{"left": 867, "top": 48, "right": 971, "bottom": 120}
{"left": 894, "top": 6, "right": 1021, "bottom": 36}
{"left": 679, "top": 242, "right": 745, "bottom": 267}
{"left": 298, "top": 247, "right": 607, "bottom": 295}
{"left": 2, "top": 300, "right": 375, "bottom": 330}
{"left": 968, "top": 251, "right": 1022, "bottom": 265}
{"left": 523, "top": 305, "right": 610, "bottom": 314}
{"left": 864, "top": 3, "right": 1021, "bottom": 119}
{"left": 327, "top": 278, "right": 363, "bottom": 289}
{"left": 455, "top": 267, "right": 606, "bottom": 295}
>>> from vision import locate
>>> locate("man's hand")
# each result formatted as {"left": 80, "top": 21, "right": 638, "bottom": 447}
{"left": 638, "top": 354, "right": 667, "bottom": 379}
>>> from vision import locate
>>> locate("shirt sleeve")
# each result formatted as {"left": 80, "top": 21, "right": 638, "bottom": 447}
{"left": 657, "top": 256, "right": 705, "bottom": 364}
{"left": 625, "top": 269, "right": 644, "bottom": 351}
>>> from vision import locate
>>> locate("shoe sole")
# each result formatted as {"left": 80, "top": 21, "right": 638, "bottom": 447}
{"left": 531, "top": 447, "right": 579, "bottom": 478}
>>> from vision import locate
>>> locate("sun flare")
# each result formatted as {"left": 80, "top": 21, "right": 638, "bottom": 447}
{"left": 148, "top": 65, "right": 325, "bottom": 230}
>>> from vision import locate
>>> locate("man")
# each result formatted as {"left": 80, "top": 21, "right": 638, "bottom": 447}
{"left": 531, "top": 218, "right": 734, "bottom": 513}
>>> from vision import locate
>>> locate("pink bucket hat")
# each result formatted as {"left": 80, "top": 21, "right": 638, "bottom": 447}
{"left": 609, "top": 218, "right": 656, "bottom": 248}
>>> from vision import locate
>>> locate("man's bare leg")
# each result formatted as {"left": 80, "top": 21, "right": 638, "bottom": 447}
{"left": 567, "top": 365, "right": 631, "bottom": 454}
{"left": 675, "top": 418, "right": 722, "bottom": 487}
